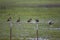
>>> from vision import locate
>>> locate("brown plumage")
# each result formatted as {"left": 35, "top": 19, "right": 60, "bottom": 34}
{"left": 27, "top": 19, "right": 32, "bottom": 22}
{"left": 16, "top": 17, "right": 20, "bottom": 22}
{"left": 36, "top": 19, "right": 39, "bottom": 22}
{"left": 7, "top": 17, "right": 12, "bottom": 22}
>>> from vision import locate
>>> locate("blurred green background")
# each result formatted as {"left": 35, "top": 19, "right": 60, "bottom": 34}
{"left": 0, "top": 0, "right": 60, "bottom": 40}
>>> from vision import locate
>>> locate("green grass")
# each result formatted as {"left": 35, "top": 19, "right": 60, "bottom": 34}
{"left": 0, "top": 5, "right": 60, "bottom": 40}
{"left": 0, "top": 0, "right": 60, "bottom": 4}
